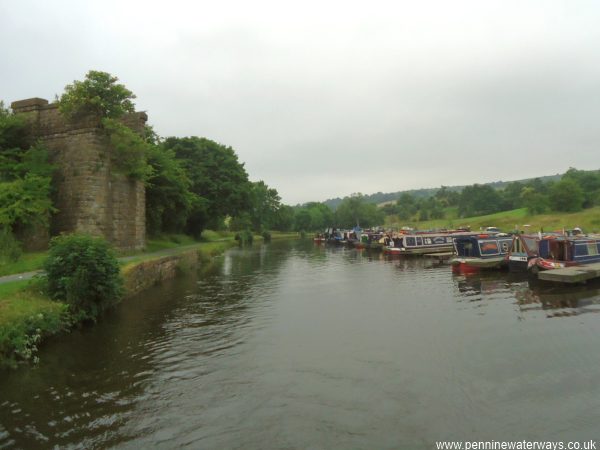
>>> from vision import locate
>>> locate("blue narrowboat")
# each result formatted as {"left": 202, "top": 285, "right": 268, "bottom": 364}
{"left": 451, "top": 234, "right": 513, "bottom": 273}
{"left": 536, "top": 235, "right": 600, "bottom": 270}
{"left": 385, "top": 231, "right": 477, "bottom": 255}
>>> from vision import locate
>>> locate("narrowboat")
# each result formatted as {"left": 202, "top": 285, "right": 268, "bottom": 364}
{"left": 323, "top": 228, "right": 344, "bottom": 245}
{"left": 535, "top": 235, "right": 600, "bottom": 271}
{"left": 507, "top": 234, "right": 542, "bottom": 272}
{"left": 344, "top": 227, "right": 362, "bottom": 248}
{"left": 354, "top": 231, "right": 372, "bottom": 249}
{"left": 450, "top": 234, "right": 513, "bottom": 273}
{"left": 364, "top": 233, "right": 385, "bottom": 251}
{"left": 382, "top": 235, "right": 404, "bottom": 255}
{"left": 313, "top": 233, "right": 326, "bottom": 244}
{"left": 392, "top": 231, "right": 477, "bottom": 255}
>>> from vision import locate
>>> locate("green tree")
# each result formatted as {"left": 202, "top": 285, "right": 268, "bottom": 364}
{"left": 248, "top": 180, "right": 281, "bottom": 232}
{"left": 396, "top": 193, "right": 418, "bottom": 220}
{"left": 162, "top": 137, "right": 251, "bottom": 236}
{"left": 145, "top": 144, "right": 193, "bottom": 235}
{"left": 0, "top": 105, "right": 55, "bottom": 240}
{"left": 520, "top": 187, "right": 548, "bottom": 214}
{"left": 434, "top": 186, "right": 459, "bottom": 207}
{"left": 457, "top": 184, "right": 502, "bottom": 217}
{"left": 272, "top": 204, "right": 295, "bottom": 231}
{"left": 305, "top": 202, "right": 333, "bottom": 230}
{"left": 562, "top": 167, "right": 600, "bottom": 208}
{"left": 420, "top": 196, "right": 444, "bottom": 219}
{"left": 549, "top": 178, "right": 585, "bottom": 212}
{"left": 58, "top": 70, "right": 136, "bottom": 119}
{"left": 500, "top": 181, "right": 525, "bottom": 210}
{"left": 335, "top": 194, "right": 384, "bottom": 228}
{"left": 294, "top": 209, "right": 312, "bottom": 231}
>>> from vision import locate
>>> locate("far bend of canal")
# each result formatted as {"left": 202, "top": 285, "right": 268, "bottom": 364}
{"left": 2, "top": 240, "right": 600, "bottom": 449}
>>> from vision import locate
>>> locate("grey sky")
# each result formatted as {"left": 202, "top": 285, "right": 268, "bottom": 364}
{"left": 2, "top": 0, "right": 600, "bottom": 204}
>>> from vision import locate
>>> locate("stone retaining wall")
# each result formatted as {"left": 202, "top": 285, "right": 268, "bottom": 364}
{"left": 122, "top": 250, "right": 202, "bottom": 298}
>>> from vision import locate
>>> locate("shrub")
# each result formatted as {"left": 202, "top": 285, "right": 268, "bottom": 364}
{"left": 0, "top": 228, "right": 22, "bottom": 263}
{"left": 262, "top": 230, "right": 272, "bottom": 242}
{"left": 43, "top": 234, "right": 123, "bottom": 322}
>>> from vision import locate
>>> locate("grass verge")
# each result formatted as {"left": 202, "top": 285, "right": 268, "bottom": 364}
{"left": 0, "top": 279, "right": 70, "bottom": 369}
{"left": 0, "top": 252, "right": 47, "bottom": 277}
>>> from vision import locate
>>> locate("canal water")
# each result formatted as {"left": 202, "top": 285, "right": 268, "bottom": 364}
{"left": 2, "top": 239, "right": 600, "bottom": 449}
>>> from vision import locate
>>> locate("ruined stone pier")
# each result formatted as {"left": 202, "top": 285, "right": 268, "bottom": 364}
{"left": 11, "top": 98, "right": 146, "bottom": 251}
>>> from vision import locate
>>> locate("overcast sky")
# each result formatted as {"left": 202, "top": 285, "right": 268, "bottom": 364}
{"left": 2, "top": 0, "right": 600, "bottom": 204}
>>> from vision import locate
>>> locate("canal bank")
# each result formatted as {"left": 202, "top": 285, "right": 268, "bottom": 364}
{"left": 0, "top": 232, "right": 299, "bottom": 368}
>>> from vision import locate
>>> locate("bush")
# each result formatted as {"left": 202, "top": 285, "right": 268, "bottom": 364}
{"left": 43, "top": 234, "right": 123, "bottom": 322}
{"left": 235, "top": 229, "right": 254, "bottom": 246}
{"left": 0, "top": 228, "right": 22, "bottom": 263}
{"left": 262, "top": 230, "right": 272, "bottom": 242}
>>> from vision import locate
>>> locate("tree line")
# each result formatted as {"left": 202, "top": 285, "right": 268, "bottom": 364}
{"left": 381, "top": 168, "right": 600, "bottom": 221}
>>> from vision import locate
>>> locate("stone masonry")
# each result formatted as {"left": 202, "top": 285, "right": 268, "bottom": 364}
{"left": 11, "top": 98, "right": 146, "bottom": 251}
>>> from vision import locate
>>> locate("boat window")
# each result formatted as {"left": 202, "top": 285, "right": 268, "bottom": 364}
{"left": 549, "top": 240, "right": 567, "bottom": 260}
{"left": 455, "top": 240, "right": 473, "bottom": 257}
{"left": 405, "top": 237, "right": 416, "bottom": 246}
{"left": 446, "top": 237, "right": 453, "bottom": 243}
{"left": 500, "top": 240, "right": 510, "bottom": 253}
{"left": 587, "top": 243, "right": 599, "bottom": 256}
{"left": 424, "top": 237, "right": 432, "bottom": 245}
{"left": 479, "top": 241, "right": 499, "bottom": 255}
{"left": 522, "top": 237, "right": 539, "bottom": 255}
{"left": 538, "top": 239, "right": 550, "bottom": 258}
{"left": 416, "top": 237, "right": 423, "bottom": 246}
{"left": 575, "top": 243, "right": 589, "bottom": 257}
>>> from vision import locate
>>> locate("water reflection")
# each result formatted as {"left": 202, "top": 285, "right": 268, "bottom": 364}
{"left": 452, "top": 270, "right": 600, "bottom": 318}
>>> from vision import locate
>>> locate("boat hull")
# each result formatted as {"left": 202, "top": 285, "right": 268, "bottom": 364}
{"left": 383, "top": 247, "right": 403, "bottom": 255}
{"left": 450, "top": 256, "right": 507, "bottom": 273}
{"left": 399, "top": 244, "right": 454, "bottom": 255}
{"left": 508, "top": 255, "right": 534, "bottom": 273}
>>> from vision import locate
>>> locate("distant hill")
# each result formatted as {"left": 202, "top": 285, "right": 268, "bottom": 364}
{"left": 321, "top": 173, "right": 566, "bottom": 210}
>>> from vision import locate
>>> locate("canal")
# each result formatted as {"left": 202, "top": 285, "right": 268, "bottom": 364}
{"left": 2, "top": 239, "right": 600, "bottom": 449}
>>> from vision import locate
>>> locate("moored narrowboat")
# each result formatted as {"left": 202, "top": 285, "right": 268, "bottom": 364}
{"left": 395, "top": 231, "right": 478, "bottom": 255}
{"left": 451, "top": 234, "right": 513, "bottom": 273}
{"left": 313, "top": 233, "right": 326, "bottom": 244}
{"left": 382, "top": 235, "right": 404, "bottom": 255}
{"left": 536, "top": 235, "right": 600, "bottom": 270}
{"left": 507, "top": 234, "right": 542, "bottom": 272}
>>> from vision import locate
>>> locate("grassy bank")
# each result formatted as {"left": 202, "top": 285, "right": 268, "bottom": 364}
{"left": 0, "top": 279, "right": 70, "bottom": 367}
{"left": 386, "top": 206, "right": 600, "bottom": 233}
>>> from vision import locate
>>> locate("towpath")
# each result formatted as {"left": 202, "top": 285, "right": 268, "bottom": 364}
{"left": 0, "top": 241, "right": 231, "bottom": 286}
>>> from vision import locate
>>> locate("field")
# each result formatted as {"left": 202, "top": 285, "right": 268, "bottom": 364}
{"left": 385, "top": 206, "right": 600, "bottom": 233}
